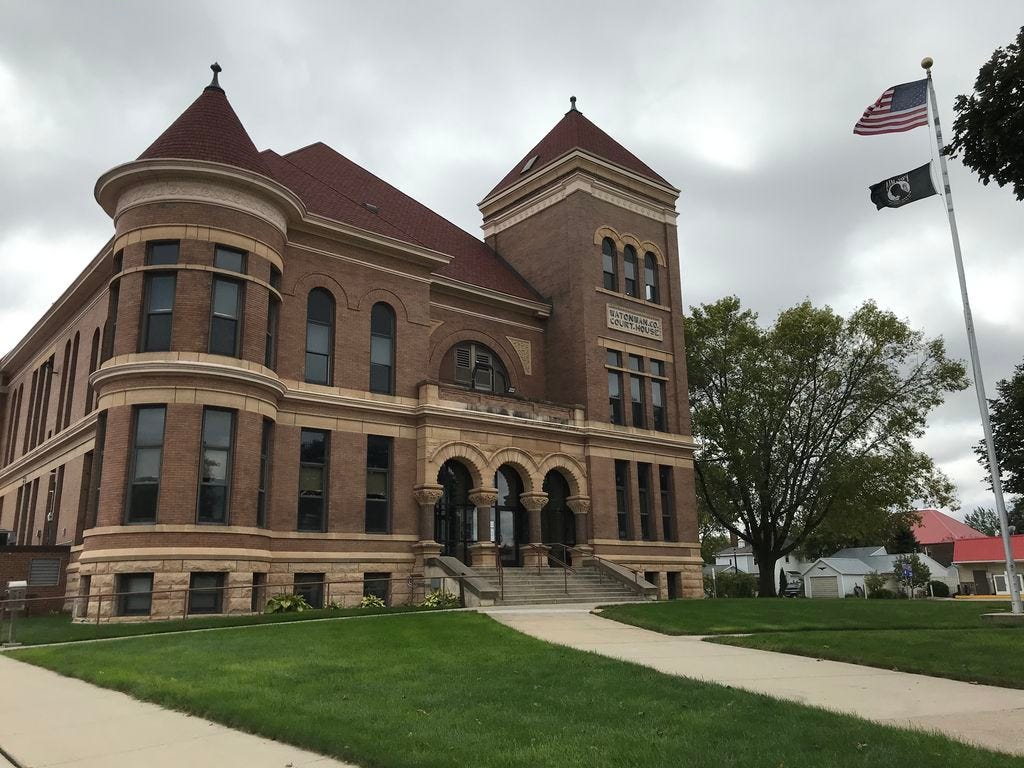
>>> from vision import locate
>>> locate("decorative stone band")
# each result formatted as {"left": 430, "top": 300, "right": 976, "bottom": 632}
{"left": 519, "top": 492, "right": 549, "bottom": 512}
{"left": 566, "top": 496, "right": 591, "bottom": 515}
{"left": 113, "top": 223, "right": 284, "bottom": 270}
{"left": 468, "top": 488, "right": 500, "bottom": 507}
{"left": 412, "top": 483, "right": 444, "bottom": 507}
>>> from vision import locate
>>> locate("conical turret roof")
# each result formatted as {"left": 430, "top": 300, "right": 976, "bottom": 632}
{"left": 138, "top": 69, "right": 270, "bottom": 177}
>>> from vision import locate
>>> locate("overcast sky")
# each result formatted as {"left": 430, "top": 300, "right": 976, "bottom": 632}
{"left": 2, "top": 1, "right": 1022, "bottom": 517}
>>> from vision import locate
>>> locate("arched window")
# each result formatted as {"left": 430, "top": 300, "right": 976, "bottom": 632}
{"left": 452, "top": 342, "right": 509, "bottom": 394}
{"left": 305, "top": 288, "right": 334, "bottom": 385}
{"left": 643, "top": 252, "right": 660, "bottom": 303}
{"left": 63, "top": 332, "right": 80, "bottom": 429}
{"left": 601, "top": 238, "right": 618, "bottom": 291}
{"left": 541, "top": 470, "right": 576, "bottom": 562}
{"left": 623, "top": 245, "right": 639, "bottom": 298}
{"left": 369, "top": 303, "right": 396, "bottom": 395}
{"left": 435, "top": 460, "right": 474, "bottom": 561}
{"left": 86, "top": 328, "right": 100, "bottom": 413}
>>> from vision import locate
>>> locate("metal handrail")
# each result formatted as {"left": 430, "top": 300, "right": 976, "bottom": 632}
{"left": 558, "top": 543, "right": 644, "bottom": 585}
{"left": 540, "top": 544, "right": 577, "bottom": 594}
{"left": 494, "top": 547, "right": 504, "bottom": 601}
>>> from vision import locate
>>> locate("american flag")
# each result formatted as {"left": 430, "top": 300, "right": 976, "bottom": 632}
{"left": 854, "top": 78, "right": 929, "bottom": 135}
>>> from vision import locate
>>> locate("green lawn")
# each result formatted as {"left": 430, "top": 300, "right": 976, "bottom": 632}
{"left": 710, "top": 628, "right": 1024, "bottom": 689}
{"left": 598, "top": 598, "right": 1011, "bottom": 635}
{"left": 2, "top": 605, "right": 428, "bottom": 646}
{"left": 9, "top": 612, "right": 1019, "bottom": 767}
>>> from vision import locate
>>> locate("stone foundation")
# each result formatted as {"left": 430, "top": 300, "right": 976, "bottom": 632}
{"left": 71, "top": 557, "right": 419, "bottom": 623}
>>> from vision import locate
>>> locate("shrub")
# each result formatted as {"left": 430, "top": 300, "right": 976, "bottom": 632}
{"left": 870, "top": 588, "right": 896, "bottom": 599}
{"left": 359, "top": 595, "right": 386, "bottom": 609}
{"left": 928, "top": 580, "right": 951, "bottom": 598}
{"left": 709, "top": 570, "right": 758, "bottom": 598}
{"left": 864, "top": 571, "right": 888, "bottom": 598}
{"left": 264, "top": 593, "right": 313, "bottom": 614}
{"left": 421, "top": 589, "right": 460, "bottom": 609}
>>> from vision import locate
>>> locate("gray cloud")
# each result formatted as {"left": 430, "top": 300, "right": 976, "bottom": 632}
{"left": 2, "top": 0, "right": 1022, "bottom": 516}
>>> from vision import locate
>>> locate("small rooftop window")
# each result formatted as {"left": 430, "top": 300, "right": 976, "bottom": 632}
{"left": 364, "top": 202, "right": 379, "bottom": 214}
{"left": 521, "top": 155, "right": 538, "bottom": 174}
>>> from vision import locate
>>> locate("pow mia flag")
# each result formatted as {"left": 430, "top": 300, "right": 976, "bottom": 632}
{"left": 869, "top": 162, "right": 937, "bottom": 210}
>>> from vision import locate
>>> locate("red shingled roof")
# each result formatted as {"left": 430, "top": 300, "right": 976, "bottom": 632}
{"left": 138, "top": 82, "right": 543, "bottom": 303}
{"left": 485, "top": 107, "right": 671, "bottom": 200}
{"left": 953, "top": 534, "right": 1024, "bottom": 563}
{"left": 913, "top": 508, "right": 985, "bottom": 545}
{"left": 272, "top": 143, "right": 542, "bottom": 301}
{"left": 139, "top": 85, "right": 271, "bottom": 177}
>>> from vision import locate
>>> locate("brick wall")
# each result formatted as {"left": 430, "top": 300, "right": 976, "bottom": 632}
{"left": 0, "top": 545, "right": 71, "bottom": 615}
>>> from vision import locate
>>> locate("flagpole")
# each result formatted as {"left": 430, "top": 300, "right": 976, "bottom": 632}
{"left": 922, "top": 57, "right": 1022, "bottom": 614}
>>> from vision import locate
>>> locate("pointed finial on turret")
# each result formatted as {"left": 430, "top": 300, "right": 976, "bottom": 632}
{"left": 207, "top": 62, "right": 223, "bottom": 92}
{"left": 569, "top": 95, "right": 577, "bottom": 112}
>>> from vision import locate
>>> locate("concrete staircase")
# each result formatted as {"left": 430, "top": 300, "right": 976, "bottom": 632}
{"left": 473, "top": 563, "right": 650, "bottom": 605}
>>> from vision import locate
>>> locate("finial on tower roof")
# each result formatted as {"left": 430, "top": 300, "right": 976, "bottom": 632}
{"left": 569, "top": 95, "right": 577, "bottom": 112}
{"left": 208, "top": 62, "right": 223, "bottom": 91}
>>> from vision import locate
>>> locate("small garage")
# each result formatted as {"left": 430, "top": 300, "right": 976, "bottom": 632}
{"left": 801, "top": 558, "right": 872, "bottom": 599}
{"left": 807, "top": 575, "right": 840, "bottom": 599}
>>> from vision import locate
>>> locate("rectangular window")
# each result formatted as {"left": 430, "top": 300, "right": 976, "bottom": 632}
{"left": 256, "top": 419, "right": 273, "bottom": 528}
{"left": 602, "top": 245, "right": 617, "bottom": 291}
{"left": 209, "top": 278, "right": 242, "bottom": 357}
{"left": 251, "top": 572, "right": 267, "bottom": 613}
{"left": 117, "top": 573, "right": 154, "bottom": 616}
{"left": 269, "top": 265, "right": 282, "bottom": 291}
{"left": 630, "top": 374, "right": 645, "bottom": 428}
{"left": 659, "top": 465, "right": 675, "bottom": 541}
{"left": 141, "top": 273, "right": 176, "bottom": 352}
{"left": 624, "top": 254, "right": 638, "bottom": 298}
{"left": 298, "top": 428, "right": 328, "bottom": 532}
{"left": 197, "top": 408, "right": 234, "bottom": 524}
{"left": 652, "top": 380, "right": 667, "bottom": 431}
{"left": 188, "top": 572, "right": 225, "bottom": 614}
{"left": 214, "top": 245, "right": 246, "bottom": 273}
{"left": 146, "top": 241, "right": 179, "bottom": 266}
{"left": 294, "top": 573, "right": 324, "bottom": 609}
{"left": 365, "top": 435, "right": 391, "bottom": 533}
{"left": 265, "top": 297, "right": 280, "bottom": 368}
{"left": 607, "top": 349, "right": 624, "bottom": 426}
{"left": 126, "top": 406, "right": 166, "bottom": 523}
{"left": 363, "top": 572, "right": 390, "bottom": 605}
{"left": 615, "top": 460, "right": 630, "bottom": 540}
{"left": 638, "top": 463, "right": 653, "bottom": 541}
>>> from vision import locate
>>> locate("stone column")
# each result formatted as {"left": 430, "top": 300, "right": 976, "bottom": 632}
{"left": 411, "top": 484, "right": 444, "bottom": 570}
{"left": 519, "top": 492, "right": 549, "bottom": 568}
{"left": 467, "top": 487, "right": 499, "bottom": 567}
{"left": 567, "top": 496, "right": 593, "bottom": 564}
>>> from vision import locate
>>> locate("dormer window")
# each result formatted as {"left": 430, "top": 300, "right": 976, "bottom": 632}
{"left": 452, "top": 342, "right": 509, "bottom": 394}
{"left": 521, "top": 155, "right": 538, "bottom": 173}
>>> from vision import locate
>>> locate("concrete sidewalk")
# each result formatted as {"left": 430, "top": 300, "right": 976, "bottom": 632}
{"left": 0, "top": 655, "right": 355, "bottom": 768}
{"left": 485, "top": 604, "right": 1024, "bottom": 756}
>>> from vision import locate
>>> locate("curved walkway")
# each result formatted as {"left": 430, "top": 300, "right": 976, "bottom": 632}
{"left": 484, "top": 604, "right": 1024, "bottom": 756}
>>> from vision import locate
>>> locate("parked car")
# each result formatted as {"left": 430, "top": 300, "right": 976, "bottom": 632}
{"left": 783, "top": 574, "right": 804, "bottom": 597}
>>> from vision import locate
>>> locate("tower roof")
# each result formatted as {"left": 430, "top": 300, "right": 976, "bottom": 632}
{"left": 485, "top": 102, "right": 671, "bottom": 200}
{"left": 138, "top": 65, "right": 270, "bottom": 177}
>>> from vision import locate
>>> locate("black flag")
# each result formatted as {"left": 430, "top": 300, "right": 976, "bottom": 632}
{"left": 869, "top": 163, "right": 937, "bottom": 210}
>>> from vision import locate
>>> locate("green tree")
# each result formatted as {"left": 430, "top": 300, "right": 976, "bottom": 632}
{"left": 887, "top": 517, "right": 919, "bottom": 554}
{"left": 947, "top": 27, "right": 1024, "bottom": 200}
{"left": 893, "top": 553, "right": 931, "bottom": 595}
{"left": 974, "top": 362, "right": 1024, "bottom": 497}
{"left": 964, "top": 504, "right": 1024, "bottom": 536}
{"left": 698, "top": 500, "right": 730, "bottom": 563}
{"left": 799, "top": 509, "right": 920, "bottom": 560}
{"left": 685, "top": 297, "right": 967, "bottom": 597}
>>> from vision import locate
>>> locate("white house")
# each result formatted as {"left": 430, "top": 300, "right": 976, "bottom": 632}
{"left": 714, "top": 544, "right": 810, "bottom": 585}
{"left": 801, "top": 546, "right": 958, "bottom": 598}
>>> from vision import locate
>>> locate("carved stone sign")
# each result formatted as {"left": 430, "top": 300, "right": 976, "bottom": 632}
{"left": 606, "top": 305, "right": 663, "bottom": 341}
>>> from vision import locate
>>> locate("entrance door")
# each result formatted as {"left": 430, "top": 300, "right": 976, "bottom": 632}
{"left": 436, "top": 460, "right": 474, "bottom": 564}
{"left": 494, "top": 467, "right": 524, "bottom": 567}
{"left": 973, "top": 569, "right": 991, "bottom": 595}
{"left": 541, "top": 470, "right": 575, "bottom": 564}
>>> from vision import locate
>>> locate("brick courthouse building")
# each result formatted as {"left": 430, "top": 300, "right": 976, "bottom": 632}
{"left": 0, "top": 67, "right": 701, "bottom": 619}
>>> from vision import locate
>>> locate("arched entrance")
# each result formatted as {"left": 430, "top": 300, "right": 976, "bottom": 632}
{"left": 541, "top": 470, "right": 576, "bottom": 563}
{"left": 435, "top": 460, "right": 474, "bottom": 562}
{"left": 494, "top": 466, "right": 527, "bottom": 567}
